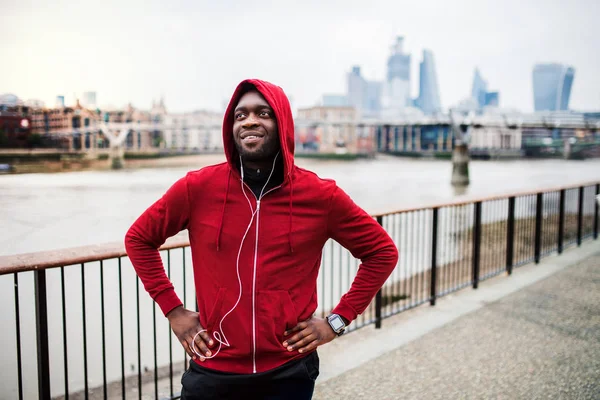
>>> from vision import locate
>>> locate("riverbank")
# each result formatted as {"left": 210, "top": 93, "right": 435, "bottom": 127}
{"left": 0, "top": 150, "right": 374, "bottom": 174}
{"left": 0, "top": 150, "right": 227, "bottom": 174}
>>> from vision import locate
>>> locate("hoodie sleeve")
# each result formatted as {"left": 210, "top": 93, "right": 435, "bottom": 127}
{"left": 124, "top": 175, "right": 190, "bottom": 316}
{"left": 327, "top": 185, "right": 398, "bottom": 324}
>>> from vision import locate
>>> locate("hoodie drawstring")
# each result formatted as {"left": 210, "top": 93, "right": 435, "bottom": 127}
{"left": 216, "top": 169, "right": 231, "bottom": 251}
{"left": 288, "top": 177, "right": 294, "bottom": 253}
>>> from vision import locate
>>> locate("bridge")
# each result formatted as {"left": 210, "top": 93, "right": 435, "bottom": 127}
{"left": 17, "top": 111, "right": 600, "bottom": 171}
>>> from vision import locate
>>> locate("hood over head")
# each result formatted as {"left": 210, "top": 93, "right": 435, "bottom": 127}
{"left": 222, "top": 79, "right": 295, "bottom": 179}
{"left": 216, "top": 79, "right": 297, "bottom": 253}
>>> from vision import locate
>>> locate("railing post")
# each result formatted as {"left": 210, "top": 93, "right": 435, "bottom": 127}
{"left": 506, "top": 196, "right": 515, "bottom": 275}
{"left": 375, "top": 289, "right": 382, "bottom": 329}
{"left": 577, "top": 186, "right": 584, "bottom": 246}
{"left": 558, "top": 189, "right": 565, "bottom": 254}
{"left": 375, "top": 215, "right": 383, "bottom": 329}
{"left": 430, "top": 208, "right": 438, "bottom": 306}
{"left": 534, "top": 193, "right": 543, "bottom": 264}
{"left": 594, "top": 184, "right": 599, "bottom": 240}
{"left": 34, "top": 270, "right": 51, "bottom": 400}
{"left": 472, "top": 202, "right": 482, "bottom": 289}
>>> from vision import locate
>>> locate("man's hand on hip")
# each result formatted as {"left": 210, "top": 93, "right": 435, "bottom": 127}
{"left": 167, "top": 306, "right": 213, "bottom": 361}
{"left": 282, "top": 317, "right": 337, "bottom": 354}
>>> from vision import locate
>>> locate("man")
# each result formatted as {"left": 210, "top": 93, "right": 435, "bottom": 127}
{"left": 125, "top": 79, "right": 398, "bottom": 399}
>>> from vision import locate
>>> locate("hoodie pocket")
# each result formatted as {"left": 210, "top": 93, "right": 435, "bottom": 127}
{"left": 205, "top": 288, "right": 226, "bottom": 330}
{"left": 257, "top": 290, "right": 298, "bottom": 354}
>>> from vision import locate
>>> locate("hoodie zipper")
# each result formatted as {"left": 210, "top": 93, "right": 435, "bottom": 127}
{"left": 243, "top": 181, "right": 282, "bottom": 373}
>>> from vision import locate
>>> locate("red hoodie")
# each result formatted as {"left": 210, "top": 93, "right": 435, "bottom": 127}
{"left": 125, "top": 79, "right": 398, "bottom": 374}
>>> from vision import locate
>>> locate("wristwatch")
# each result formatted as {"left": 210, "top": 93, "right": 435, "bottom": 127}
{"left": 326, "top": 314, "right": 346, "bottom": 336}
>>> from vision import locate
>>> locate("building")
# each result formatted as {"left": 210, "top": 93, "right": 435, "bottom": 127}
{"left": 471, "top": 69, "right": 488, "bottom": 108}
{"left": 56, "top": 96, "right": 65, "bottom": 108}
{"left": 295, "top": 106, "right": 366, "bottom": 154}
{"left": 470, "top": 69, "right": 500, "bottom": 111}
{"left": 29, "top": 100, "right": 99, "bottom": 135}
{"left": 416, "top": 49, "right": 442, "bottom": 115}
{"left": 347, "top": 66, "right": 367, "bottom": 113}
{"left": 163, "top": 110, "right": 222, "bottom": 151}
{"left": 382, "top": 36, "right": 411, "bottom": 112}
{"left": 0, "top": 109, "right": 32, "bottom": 148}
{"left": 346, "top": 66, "right": 382, "bottom": 118}
{"left": 532, "top": 63, "right": 575, "bottom": 112}
{"left": 484, "top": 92, "right": 500, "bottom": 107}
{"left": 364, "top": 81, "right": 382, "bottom": 118}
{"left": 26, "top": 100, "right": 106, "bottom": 150}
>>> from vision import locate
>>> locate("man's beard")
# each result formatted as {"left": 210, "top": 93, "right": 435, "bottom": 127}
{"left": 235, "top": 137, "right": 281, "bottom": 162}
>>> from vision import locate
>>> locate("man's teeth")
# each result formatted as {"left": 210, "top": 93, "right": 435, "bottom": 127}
{"left": 244, "top": 135, "right": 259, "bottom": 140}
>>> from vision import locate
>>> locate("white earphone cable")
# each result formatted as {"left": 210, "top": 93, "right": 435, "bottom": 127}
{"left": 191, "top": 153, "right": 279, "bottom": 363}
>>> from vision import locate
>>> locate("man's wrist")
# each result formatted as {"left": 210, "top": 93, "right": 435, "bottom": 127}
{"left": 166, "top": 305, "right": 185, "bottom": 320}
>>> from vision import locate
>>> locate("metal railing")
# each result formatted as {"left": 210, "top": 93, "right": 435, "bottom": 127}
{"left": 0, "top": 182, "right": 598, "bottom": 400}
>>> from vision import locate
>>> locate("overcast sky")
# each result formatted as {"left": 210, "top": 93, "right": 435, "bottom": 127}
{"left": 2, "top": 0, "right": 599, "bottom": 113}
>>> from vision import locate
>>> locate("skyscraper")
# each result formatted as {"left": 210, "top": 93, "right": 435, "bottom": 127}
{"left": 471, "top": 69, "right": 488, "bottom": 108}
{"left": 417, "top": 49, "right": 441, "bottom": 115}
{"left": 532, "top": 64, "right": 575, "bottom": 111}
{"left": 469, "top": 69, "right": 500, "bottom": 111}
{"left": 383, "top": 36, "right": 411, "bottom": 110}
{"left": 364, "top": 81, "right": 382, "bottom": 117}
{"left": 484, "top": 92, "right": 499, "bottom": 107}
{"left": 347, "top": 66, "right": 367, "bottom": 112}
{"left": 346, "top": 66, "right": 382, "bottom": 118}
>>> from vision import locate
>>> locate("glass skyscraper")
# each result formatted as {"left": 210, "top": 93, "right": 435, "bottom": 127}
{"left": 387, "top": 36, "right": 411, "bottom": 82}
{"left": 532, "top": 63, "right": 575, "bottom": 111}
{"left": 469, "top": 69, "right": 500, "bottom": 110}
{"left": 364, "top": 81, "right": 382, "bottom": 117}
{"left": 347, "top": 66, "right": 366, "bottom": 112}
{"left": 471, "top": 68, "right": 488, "bottom": 108}
{"left": 484, "top": 92, "right": 499, "bottom": 107}
{"left": 384, "top": 36, "right": 411, "bottom": 109}
{"left": 417, "top": 49, "right": 441, "bottom": 115}
{"left": 346, "top": 66, "right": 382, "bottom": 117}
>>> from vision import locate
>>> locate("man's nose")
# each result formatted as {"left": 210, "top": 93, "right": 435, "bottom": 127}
{"left": 242, "top": 113, "right": 260, "bottom": 127}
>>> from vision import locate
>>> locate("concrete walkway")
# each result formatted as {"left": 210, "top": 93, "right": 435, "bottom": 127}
{"left": 313, "top": 241, "right": 600, "bottom": 400}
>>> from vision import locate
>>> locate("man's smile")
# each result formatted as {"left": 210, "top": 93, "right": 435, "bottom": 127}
{"left": 241, "top": 131, "right": 265, "bottom": 144}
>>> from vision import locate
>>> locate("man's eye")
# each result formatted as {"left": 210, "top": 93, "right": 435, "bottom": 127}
{"left": 235, "top": 113, "right": 246, "bottom": 119}
{"left": 260, "top": 111, "right": 271, "bottom": 117}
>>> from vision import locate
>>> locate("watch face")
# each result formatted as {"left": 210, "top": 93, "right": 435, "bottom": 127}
{"left": 330, "top": 315, "right": 345, "bottom": 331}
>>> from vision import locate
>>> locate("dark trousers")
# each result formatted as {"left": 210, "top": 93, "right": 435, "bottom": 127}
{"left": 180, "top": 351, "right": 319, "bottom": 400}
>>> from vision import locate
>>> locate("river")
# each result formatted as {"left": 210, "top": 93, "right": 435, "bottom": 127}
{"left": 1, "top": 155, "right": 599, "bottom": 256}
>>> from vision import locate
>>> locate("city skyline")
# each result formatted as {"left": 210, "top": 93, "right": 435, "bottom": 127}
{"left": 2, "top": 0, "right": 599, "bottom": 113}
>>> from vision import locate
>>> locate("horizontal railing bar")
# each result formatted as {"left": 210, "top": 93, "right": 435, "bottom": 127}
{"left": 0, "top": 236, "right": 189, "bottom": 275}
{"left": 1, "top": 181, "right": 598, "bottom": 275}
{"left": 371, "top": 180, "right": 600, "bottom": 218}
